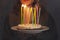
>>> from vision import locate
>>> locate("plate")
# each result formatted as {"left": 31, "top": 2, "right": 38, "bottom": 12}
{"left": 11, "top": 25, "right": 49, "bottom": 34}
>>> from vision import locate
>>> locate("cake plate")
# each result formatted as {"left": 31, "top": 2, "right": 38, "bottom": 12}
{"left": 11, "top": 25, "right": 49, "bottom": 34}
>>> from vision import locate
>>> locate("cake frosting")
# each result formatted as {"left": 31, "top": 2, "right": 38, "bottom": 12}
{"left": 18, "top": 24, "right": 41, "bottom": 29}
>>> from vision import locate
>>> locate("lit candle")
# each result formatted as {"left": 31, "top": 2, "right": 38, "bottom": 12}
{"left": 26, "top": 7, "right": 30, "bottom": 24}
{"left": 36, "top": 6, "right": 38, "bottom": 24}
{"left": 21, "top": 5, "right": 23, "bottom": 24}
{"left": 22, "top": 4, "right": 27, "bottom": 24}
{"left": 38, "top": 8, "right": 41, "bottom": 24}
{"left": 30, "top": 7, "right": 33, "bottom": 24}
{"left": 26, "top": 7, "right": 32, "bottom": 24}
{"left": 23, "top": 5, "right": 31, "bottom": 24}
{"left": 21, "top": 4, "right": 26, "bottom": 24}
{"left": 34, "top": 7, "right": 36, "bottom": 26}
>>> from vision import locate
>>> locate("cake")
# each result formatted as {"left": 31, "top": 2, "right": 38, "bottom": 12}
{"left": 17, "top": 24, "right": 41, "bottom": 29}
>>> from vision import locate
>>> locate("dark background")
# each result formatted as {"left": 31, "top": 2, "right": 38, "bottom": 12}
{"left": 0, "top": 0, "right": 60, "bottom": 40}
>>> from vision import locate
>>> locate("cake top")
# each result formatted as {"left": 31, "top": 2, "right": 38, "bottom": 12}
{"left": 18, "top": 24, "right": 41, "bottom": 29}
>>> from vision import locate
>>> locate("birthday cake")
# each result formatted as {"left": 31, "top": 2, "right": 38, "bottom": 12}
{"left": 17, "top": 24, "right": 41, "bottom": 29}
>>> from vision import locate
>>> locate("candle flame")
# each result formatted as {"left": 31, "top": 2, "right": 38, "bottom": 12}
{"left": 22, "top": 4, "right": 27, "bottom": 8}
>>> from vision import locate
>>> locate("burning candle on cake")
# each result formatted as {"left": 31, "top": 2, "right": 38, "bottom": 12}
{"left": 19, "top": 0, "right": 41, "bottom": 29}
{"left": 11, "top": 0, "right": 49, "bottom": 34}
{"left": 20, "top": 4, "right": 40, "bottom": 25}
{"left": 21, "top": 4, "right": 32, "bottom": 24}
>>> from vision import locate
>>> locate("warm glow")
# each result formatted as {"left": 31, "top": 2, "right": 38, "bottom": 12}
{"left": 20, "top": 0, "right": 34, "bottom": 5}
{"left": 20, "top": 4, "right": 41, "bottom": 27}
{"left": 22, "top": 4, "right": 27, "bottom": 8}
